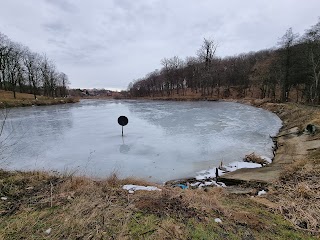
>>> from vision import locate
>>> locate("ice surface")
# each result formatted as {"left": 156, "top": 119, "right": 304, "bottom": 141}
{"left": 0, "top": 100, "right": 282, "bottom": 182}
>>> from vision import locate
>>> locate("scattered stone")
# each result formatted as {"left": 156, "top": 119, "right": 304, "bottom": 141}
{"left": 258, "top": 190, "right": 267, "bottom": 196}
{"left": 26, "top": 186, "right": 34, "bottom": 190}
{"left": 44, "top": 228, "right": 52, "bottom": 235}
{"left": 306, "top": 124, "right": 317, "bottom": 134}
{"left": 214, "top": 218, "right": 222, "bottom": 223}
{"left": 1, "top": 197, "right": 8, "bottom": 201}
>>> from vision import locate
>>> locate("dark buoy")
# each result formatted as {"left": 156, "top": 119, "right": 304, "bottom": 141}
{"left": 118, "top": 116, "right": 128, "bottom": 136}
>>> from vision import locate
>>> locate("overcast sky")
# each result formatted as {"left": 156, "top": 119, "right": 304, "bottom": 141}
{"left": 0, "top": 0, "right": 319, "bottom": 90}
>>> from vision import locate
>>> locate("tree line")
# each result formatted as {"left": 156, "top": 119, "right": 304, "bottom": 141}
{"left": 0, "top": 32, "right": 70, "bottom": 99}
{"left": 128, "top": 19, "right": 320, "bottom": 104}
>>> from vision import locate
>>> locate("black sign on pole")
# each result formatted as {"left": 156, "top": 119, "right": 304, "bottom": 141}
{"left": 118, "top": 116, "right": 128, "bottom": 136}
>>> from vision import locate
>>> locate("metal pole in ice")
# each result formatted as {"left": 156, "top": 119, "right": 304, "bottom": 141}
{"left": 118, "top": 116, "right": 128, "bottom": 137}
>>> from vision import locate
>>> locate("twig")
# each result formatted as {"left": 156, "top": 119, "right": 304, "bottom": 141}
{"left": 50, "top": 181, "right": 53, "bottom": 207}
{"left": 141, "top": 229, "right": 156, "bottom": 235}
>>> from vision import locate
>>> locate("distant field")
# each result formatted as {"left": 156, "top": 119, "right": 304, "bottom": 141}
{"left": 0, "top": 90, "right": 78, "bottom": 108}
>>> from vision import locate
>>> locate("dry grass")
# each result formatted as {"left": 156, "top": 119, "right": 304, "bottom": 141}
{"left": 259, "top": 103, "right": 320, "bottom": 232}
{"left": 0, "top": 90, "right": 78, "bottom": 108}
{"left": 268, "top": 153, "right": 320, "bottom": 232}
{"left": 243, "top": 152, "right": 269, "bottom": 166}
{"left": 262, "top": 103, "right": 320, "bottom": 132}
{"left": 0, "top": 170, "right": 314, "bottom": 239}
{"left": 1, "top": 101, "right": 320, "bottom": 238}
{"left": 0, "top": 90, "right": 46, "bottom": 100}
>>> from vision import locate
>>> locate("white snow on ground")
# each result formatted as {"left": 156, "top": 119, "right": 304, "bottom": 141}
{"left": 258, "top": 190, "right": 267, "bottom": 196}
{"left": 260, "top": 156, "right": 272, "bottom": 163}
{"left": 196, "top": 168, "right": 225, "bottom": 180}
{"left": 198, "top": 181, "right": 226, "bottom": 188}
{"left": 196, "top": 161, "right": 261, "bottom": 180}
{"left": 123, "top": 184, "right": 162, "bottom": 193}
{"left": 190, "top": 182, "right": 201, "bottom": 187}
{"left": 225, "top": 161, "right": 262, "bottom": 171}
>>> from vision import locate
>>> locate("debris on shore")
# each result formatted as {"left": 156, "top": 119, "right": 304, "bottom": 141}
{"left": 165, "top": 152, "right": 273, "bottom": 190}
{"left": 122, "top": 184, "right": 162, "bottom": 193}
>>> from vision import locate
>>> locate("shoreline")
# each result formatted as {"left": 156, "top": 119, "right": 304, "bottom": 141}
{"left": 2, "top": 97, "right": 315, "bottom": 186}
{"left": 0, "top": 89, "right": 79, "bottom": 109}
{"left": 163, "top": 98, "right": 281, "bottom": 187}
{"left": 0, "top": 97, "right": 79, "bottom": 109}
{"left": 2, "top": 97, "right": 317, "bottom": 187}
{"left": 166, "top": 98, "right": 320, "bottom": 187}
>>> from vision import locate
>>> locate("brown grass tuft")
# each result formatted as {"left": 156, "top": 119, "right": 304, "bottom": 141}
{"left": 243, "top": 152, "right": 269, "bottom": 166}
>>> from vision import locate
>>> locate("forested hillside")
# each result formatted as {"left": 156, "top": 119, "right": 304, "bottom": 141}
{"left": 0, "top": 32, "right": 70, "bottom": 99}
{"left": 128, "top": 20, "right": 320, "bottom": 104}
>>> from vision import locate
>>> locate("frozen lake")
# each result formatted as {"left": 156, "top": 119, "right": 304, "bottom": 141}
{"left": 0, "top": 100, "right": 282, "bottom": 183}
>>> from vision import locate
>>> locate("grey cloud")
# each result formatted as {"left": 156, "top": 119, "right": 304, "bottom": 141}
{"left": 43, "top": 22, "right": 71, "bottom": 35}
{"left": 1, "top": 0, "right": 320, "bottom": 90}
{"left": 45, "top": 0, "right": 77, "bottom": 12}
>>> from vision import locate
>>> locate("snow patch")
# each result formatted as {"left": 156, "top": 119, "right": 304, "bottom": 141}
{"left": 258, "top": 190, "right": 267, "bottom": 196}
{"left": 196, "top": 168, "right": 225, "bottom": 180}
{"left": 197, "top": 181, "right": 226, "bottom": 188}
{"left": 123, "top": 184, "right": 161, "bottom": 193}
{"left": 260, "top": 156, "right": 272, "bottom": 163}
{"left": 196, "top": 161, "right": 261, "bottom": 180}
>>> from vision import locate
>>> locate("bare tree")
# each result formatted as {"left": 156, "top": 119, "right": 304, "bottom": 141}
{"left": 0, "top": 33, "right": 13, "bottom": 91}
{"left": 197, "top": 38, "right": 218, "bottom": 96}
{"left": 278, "top": 28, "right": 299, "bottom": 102}
{"left": 58, "top": 72, "right": 70, "bottom": 97}
{"left": 23, "top": 49, "right": 42, "bottom": 99}
{"left": 303, "top": 19, "right": 320, "bottom": 104}
{"left": 7, "top": 43, "right": 24, "bottom": 98}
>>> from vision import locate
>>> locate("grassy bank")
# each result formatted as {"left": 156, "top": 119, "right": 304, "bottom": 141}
{"left": 0, "top": 90, "right": 79, "bottom": 108}
{"left": 0, "top": 170, "right": 314, "bottom": 239}
{"left": 258, "top": 102, "right": 320, "bottom": 233}
{"left": 0, "top": 100, "right": 320, "bottom": 239}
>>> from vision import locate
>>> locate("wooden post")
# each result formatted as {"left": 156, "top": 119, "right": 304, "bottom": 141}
{"left": 215, "top": 168, "right": 219, "bottom": 183}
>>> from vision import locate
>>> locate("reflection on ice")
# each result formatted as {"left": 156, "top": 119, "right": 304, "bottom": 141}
{"left": 119, "top": 136, "right": 131, "bottom": 154}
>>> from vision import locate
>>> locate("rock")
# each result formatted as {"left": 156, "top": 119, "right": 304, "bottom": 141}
{"left": 214, "top": 218, "right": 222, "bottom": 223}
{"left": 44, "top": 228, "right": 52, "bottom": 235}
{"left": 1, "top": 197, "right": 8, "bottom": 201}
{"left": 258, "top": 190, "right": 267, "bottom": 196}
{"left": 306, "top": 124, "right": 317, "bottom": 134}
